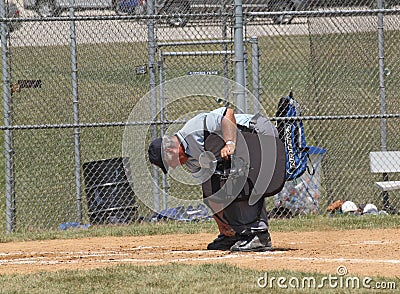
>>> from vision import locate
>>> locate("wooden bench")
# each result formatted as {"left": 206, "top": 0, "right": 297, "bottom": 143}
{"left": 369, "top": 151, "right": 400, "bottom": 191}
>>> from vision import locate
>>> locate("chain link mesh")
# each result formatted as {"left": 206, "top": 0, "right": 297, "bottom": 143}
{"left": 1, "top": 0, "right": 400, "bottom": 233}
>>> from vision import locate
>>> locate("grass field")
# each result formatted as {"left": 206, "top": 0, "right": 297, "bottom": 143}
{"left": 0, "top": 214, "right": 400, "bottom": 243}
{"left": 0, "top": 215, "right": 399, "bottom": 293}
{"left": 1, "top": 213, "right": 399, "bottom": 243}
{"left": 1, "top": 264, "right": 398, "bottom": 293}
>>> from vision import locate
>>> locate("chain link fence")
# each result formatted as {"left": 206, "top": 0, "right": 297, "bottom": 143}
{"left": 1, "top": 0, "right": 400, "bottom": 233}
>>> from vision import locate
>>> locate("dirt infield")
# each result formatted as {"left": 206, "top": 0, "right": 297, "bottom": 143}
{"left": 1, "top": 228, "right": 399, "bottom": 278}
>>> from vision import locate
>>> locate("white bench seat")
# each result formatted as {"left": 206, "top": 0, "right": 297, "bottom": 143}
{"left": 374, "top": 180, "right": 400, "bottom": 192}
{"left": 370, "top": 151, "right": 400, "bottom": 192}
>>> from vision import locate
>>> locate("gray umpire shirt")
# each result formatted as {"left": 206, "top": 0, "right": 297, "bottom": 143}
{"left": 175, "top": 107, "right": 276, "bottom": 183}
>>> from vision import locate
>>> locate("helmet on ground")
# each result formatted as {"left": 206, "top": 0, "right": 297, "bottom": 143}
{"left": 341, "top": 200, "right": 358, "bottom": 213}
{"left": 363, "top": 203, "right": 378, "bottom": 215}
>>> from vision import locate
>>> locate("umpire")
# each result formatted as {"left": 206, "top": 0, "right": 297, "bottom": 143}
{"left": 148, "top": 107, "right": 284, "bottom": 252}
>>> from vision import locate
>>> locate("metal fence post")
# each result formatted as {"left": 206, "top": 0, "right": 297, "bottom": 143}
{"left": 243, "top": 47, "right": 248, "bottom": 111}
{"left": 1, "top": 1, "right": 15, "bottom": 233}
{"left": 251, "top": 36, "right": 260, "bottom": 114}
{"left": 377, "top": 0, "right": 389, "bottom": 209}
{"left": 234, "top": 0, "right": 246, "bottom": 113}
{"left": 148, "top": 0, "right": 160, "bottom": 212}
{"left": 69, "top": 1, "right": 82, "bottom": 222}
{"left": 221, "top": 0, "right": 229, "bottom": 100}
{"left": 158, "top": 48, "right": 167, "bottom": 210}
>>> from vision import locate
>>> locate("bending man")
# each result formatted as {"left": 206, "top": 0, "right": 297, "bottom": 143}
{"left": 148, "top": 107, "right": 281, "bottom": 252}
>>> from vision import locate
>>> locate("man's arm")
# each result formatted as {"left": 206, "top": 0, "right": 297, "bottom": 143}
{"left": 220, "top": 108, "right": 237, "bottom": 159}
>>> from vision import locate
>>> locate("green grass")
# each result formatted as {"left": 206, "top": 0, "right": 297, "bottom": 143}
{"left": 0, "top": 264, "right": 398, "bottom": 293}
{"left": 1, "top": 214, "right": 399, "bottom": 243}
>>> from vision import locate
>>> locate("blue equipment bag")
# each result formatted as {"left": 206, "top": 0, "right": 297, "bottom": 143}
{"left": 276, "top": 92, "right": 311, "bottom": 181}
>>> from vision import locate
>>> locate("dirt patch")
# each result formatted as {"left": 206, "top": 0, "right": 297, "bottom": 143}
{"left": 1, "top": 228, "right": 399, "bottom": 278}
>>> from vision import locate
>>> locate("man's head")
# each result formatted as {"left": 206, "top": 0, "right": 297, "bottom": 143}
{"left": 148, "top": 135, "right": 184, "bottom": 174}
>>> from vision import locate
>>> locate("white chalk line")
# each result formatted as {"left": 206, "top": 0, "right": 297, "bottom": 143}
{"left": 286, "top": 240, "right": 396, "bottom": 247}
{"left": 0, "top": 246, "right": 164, "bottom": 257}
{"left": 339, "top": 240, "right": 395, "bottom": 247}
{"left": 0, "top": 253, "right": 239, "bottom": 266}
{"left": 1, "top": 247, "right": 400, "bottom": 267}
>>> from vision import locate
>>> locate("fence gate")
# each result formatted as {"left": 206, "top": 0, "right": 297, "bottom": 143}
{"left": 152, "top": 37, "right": 260, "bottom": 211}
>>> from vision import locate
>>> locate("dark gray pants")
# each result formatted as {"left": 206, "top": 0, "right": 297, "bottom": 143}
{"left": 223, "top": 198, "right": 268, "bottom": 234}
{"left": 223, "top": 115, "right": 278, "bottom": 234}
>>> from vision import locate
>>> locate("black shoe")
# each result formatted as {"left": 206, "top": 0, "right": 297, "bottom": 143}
{"left": 207, "top": 234, "right": 241, "bottom": 251}
{"left": 230, "top": 231, "right": 273, "bottom": 252}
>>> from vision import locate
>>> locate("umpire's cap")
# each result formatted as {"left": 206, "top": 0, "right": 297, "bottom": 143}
{"left": 148, "top": 137, "right": 168, "bottom": 174}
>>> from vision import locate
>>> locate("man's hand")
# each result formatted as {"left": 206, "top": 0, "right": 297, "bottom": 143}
{"left": 220, "top": 140, "right": 235, "bottom": 159}
{"left": 221, "top": 108, "right": 237, "bottom": 160}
